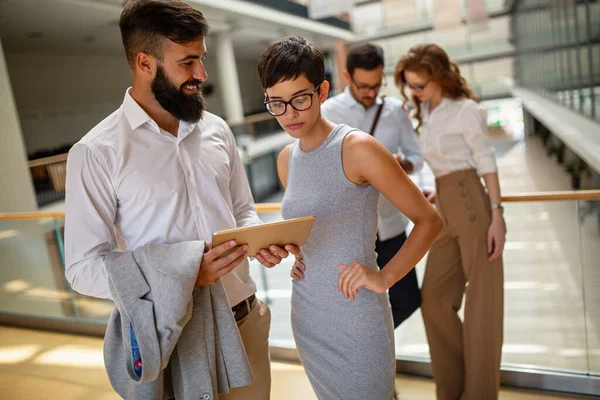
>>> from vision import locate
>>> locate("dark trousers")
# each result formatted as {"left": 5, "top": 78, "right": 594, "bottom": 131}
{"left": 376, "top": 231, "right": 421, "bottom": 328}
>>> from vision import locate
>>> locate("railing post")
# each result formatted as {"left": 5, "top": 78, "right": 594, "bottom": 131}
{"left": 53, "top": 218, "right": 80, "bottom": 319}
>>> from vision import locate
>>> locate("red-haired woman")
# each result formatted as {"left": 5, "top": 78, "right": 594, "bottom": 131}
{"left": 395, "top": 44, "right": 506, "bottom": 400}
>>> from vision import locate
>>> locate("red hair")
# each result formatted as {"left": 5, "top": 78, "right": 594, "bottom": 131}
{"left": 394, "top": 44, "right": 477, "bottom": 130}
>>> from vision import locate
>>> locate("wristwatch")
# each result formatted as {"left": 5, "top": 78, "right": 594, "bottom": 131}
{"left": 490, "top": 203, "right": 504, "bottom": 213}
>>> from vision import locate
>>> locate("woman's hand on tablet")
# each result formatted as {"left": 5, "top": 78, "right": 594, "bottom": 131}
{"left": 256, "top": 244, "right": 303, "bottom": 268}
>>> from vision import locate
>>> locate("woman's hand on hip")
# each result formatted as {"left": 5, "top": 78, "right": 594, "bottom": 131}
{"left": 487, "top": 214, "right": 506, "bottom": 261}
{"left": 337, "top": 262, "right": 388, "bottom": 301}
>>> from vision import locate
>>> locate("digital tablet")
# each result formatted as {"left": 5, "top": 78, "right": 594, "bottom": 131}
{"left": 212, "top": 216, "right": 316, "bottom": 256}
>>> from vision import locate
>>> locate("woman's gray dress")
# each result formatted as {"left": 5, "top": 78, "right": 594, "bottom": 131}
{"left": 281, "top": 124, "right": 396, "bottom": 400}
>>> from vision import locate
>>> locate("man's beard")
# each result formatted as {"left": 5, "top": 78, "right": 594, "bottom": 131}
{"left": 349, "top": 85, "right": 376, "bottom": 108}
{"left": 360, "top": 96, "right": 376, "bottom": 108}
{"left": 151, "top": 65, "right": 206, "bottom": 123}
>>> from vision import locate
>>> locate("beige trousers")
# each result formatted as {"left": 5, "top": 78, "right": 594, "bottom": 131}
{"left": 421, "top": 169, "right": 504, "bottom": 400}
{"left": 221, "top": 299, "right": 272, "bottom": 400}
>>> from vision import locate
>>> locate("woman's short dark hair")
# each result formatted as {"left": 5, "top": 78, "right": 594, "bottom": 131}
{"left": 346, "top": 43, "right": 384, "bottom": 75}
{"left": 119, "top": 0, "right": 209, "bottom": 67}
{"left": 257, "top": 35, "right": 325, "bottom": 91}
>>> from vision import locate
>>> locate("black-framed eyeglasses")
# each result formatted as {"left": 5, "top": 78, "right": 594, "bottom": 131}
{"left": 264, "top": 84, "right": 321, "bottom": 116}
{"left": 404, "top": 80, "right": 430, "bottom": 92}
{"left": 351, "top": 76, "right": 387, "bottom": 93}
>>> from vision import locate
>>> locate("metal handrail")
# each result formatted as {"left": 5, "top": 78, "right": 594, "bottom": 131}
{"left": 0, "top": 212, "right": 67, "bottom": 220}
{"left": 227, "top": 111, "right": 275, "bottom": 127}
{"left": 1, "top": 190, "right": 599, "bottom": 220}
{"left": 27, "top": 153, "right": 68, "bottom": 168}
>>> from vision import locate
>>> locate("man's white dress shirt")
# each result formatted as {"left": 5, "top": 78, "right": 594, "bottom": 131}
{"left": 321, "top": 87, "right": 424, "bottom": 241}
{"left": 65, "top": 89, "right": 260, "bottom": 306}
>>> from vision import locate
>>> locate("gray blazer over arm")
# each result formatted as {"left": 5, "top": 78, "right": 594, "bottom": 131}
{"left": 103, "top": 241, "right": 253, "bottom": 400}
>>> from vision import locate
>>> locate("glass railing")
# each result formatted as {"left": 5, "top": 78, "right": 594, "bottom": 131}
{"left": 0, "top": 212, "right": 113, "bottom": 327}
{"left": 513, "top": 0, "right": 600, "bottom": 122}
{"left": 1, "top": 190, "right": 599, "bottom": 395}
{"left": 251, "top": 193, "right": 600, "bottom": 381}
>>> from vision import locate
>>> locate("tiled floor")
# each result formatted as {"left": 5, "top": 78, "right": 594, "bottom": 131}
{"left": 0, "top": 326, "right": 590, "bottom": 400}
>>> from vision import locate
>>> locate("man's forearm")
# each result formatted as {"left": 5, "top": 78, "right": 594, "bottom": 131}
{"left": 66, "top": 256, "right": 113, "bottom": 300}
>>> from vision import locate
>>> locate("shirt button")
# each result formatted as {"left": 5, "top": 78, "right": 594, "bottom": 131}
{"left": 203, "top": 395, "right": 210, "bottom": 399}
{"left": 187, "top": 170, "right": 192, "bottom": 176}
{"left": 195, "top": 206, "right": 200, "bottom": 212}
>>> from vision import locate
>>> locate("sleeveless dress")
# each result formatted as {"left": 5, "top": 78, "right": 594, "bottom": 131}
{"left": 281, "top": 124, "right": 396, "bottom": 399}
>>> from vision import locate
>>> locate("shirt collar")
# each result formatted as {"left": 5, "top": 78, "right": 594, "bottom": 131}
{"left": 438, "top": 97, "right": 450, "bottom": 110}
{"left": 424, "top": 97, "right": 450, "bottom": 115}
{"left": 340, "top": 86, "right": 384, "bottom": 110}
{"left": 178, "top": 120, "right": 197, "bottom": 140}
{"left": 121, "top": 88, "right": 198, "bottom": 139}
{"left": 122, "top": 88, "right": 153, "bottom": 131}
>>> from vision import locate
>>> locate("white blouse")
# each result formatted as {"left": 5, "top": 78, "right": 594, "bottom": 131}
{"left": 420, "top": 97, "right": 498, "bottom": 178}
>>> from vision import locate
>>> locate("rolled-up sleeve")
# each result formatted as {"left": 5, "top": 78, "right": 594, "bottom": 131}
{"left": 461, "top": 102, "right": 498, "bottom": 176}
{"left": 64, "top": 143, "right": 117, "bottom": 299}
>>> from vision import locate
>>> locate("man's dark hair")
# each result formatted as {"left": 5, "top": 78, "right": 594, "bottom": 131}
{"left": 119, "top": 0, "right": 209, "bottom": 68}
{"left": 257, "top": 35, "right": 325, "bottom": 91}
{"left": 346, "top": 43, "right": 384, "bottom": 75}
